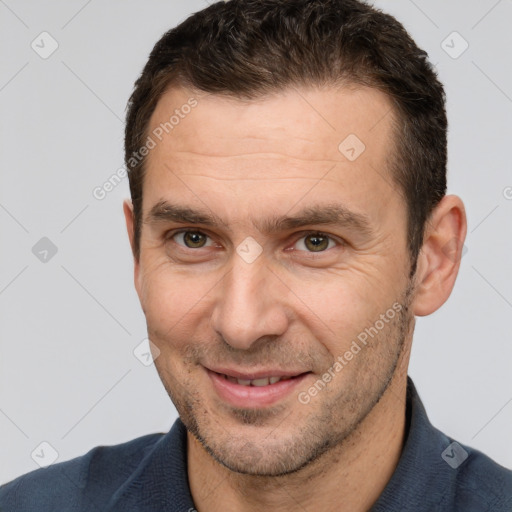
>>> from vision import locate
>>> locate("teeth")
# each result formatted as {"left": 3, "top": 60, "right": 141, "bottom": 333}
{"left": 224, "top": 374, "right": 291, "bottom": 386}
{"left": 251, "top": 377, "right": 270, "bottom": 387}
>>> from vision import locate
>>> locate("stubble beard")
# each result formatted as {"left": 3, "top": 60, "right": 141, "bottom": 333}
{"left": 154, "top": 284, "right": 414, "bottom": 477}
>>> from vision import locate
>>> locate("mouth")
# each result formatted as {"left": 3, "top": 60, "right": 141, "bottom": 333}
{"left": 205, "top": 367, "right": 311, "bottom": 408}
{"left": 222, "top": 374, "right": 294, "bottom": 386}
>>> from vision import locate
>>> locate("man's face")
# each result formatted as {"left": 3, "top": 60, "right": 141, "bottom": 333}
{"left": 129, "top": 86, "right": 415, "bottom": 476}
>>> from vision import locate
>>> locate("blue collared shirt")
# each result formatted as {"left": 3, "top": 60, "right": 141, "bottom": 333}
{"left": 1, "top": 377, "right": 511, "bottom": 511}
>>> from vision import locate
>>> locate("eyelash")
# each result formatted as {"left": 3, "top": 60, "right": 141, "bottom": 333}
{"left": 165, "top": 229, "right": 343, "bottom": 254}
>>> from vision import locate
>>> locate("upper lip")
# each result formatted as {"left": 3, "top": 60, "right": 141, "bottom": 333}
{"left": 206, "top": 366, "right": 309, "bottom": 380}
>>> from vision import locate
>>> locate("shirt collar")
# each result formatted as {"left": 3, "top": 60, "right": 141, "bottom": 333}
{"left": 370, "top": 376, "right": 454, "bottom": 510}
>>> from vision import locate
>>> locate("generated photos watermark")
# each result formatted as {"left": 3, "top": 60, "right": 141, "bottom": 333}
{"left": 298, "top": 302, "right": 403, "bottom": 405}
{"left": 93, "top": 97, "right": 198, "bottom": 201}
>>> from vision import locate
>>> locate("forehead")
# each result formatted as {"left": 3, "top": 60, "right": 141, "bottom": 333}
{"left": 141, "top": 85, "right": 403, "bottom": 234}
{"left": 147, "top": 85, "right": 395, "bottom": 167}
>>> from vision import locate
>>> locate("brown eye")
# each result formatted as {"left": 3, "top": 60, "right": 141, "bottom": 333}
{"left": 305, "top": 234, "right": 329, "bottom": 251}
{"left": 295, "top": 233, "right": 336, "bottom": 252}
{"left": 174, "top": 231, "right": 211, "bottom": 248}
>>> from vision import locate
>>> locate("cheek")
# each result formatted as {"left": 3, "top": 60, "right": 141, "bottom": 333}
{"left": 137, "top": 255, "right": 217, "bottom": 343}
{"left": 291, "top": 267, "right": 399, "bottom": 350}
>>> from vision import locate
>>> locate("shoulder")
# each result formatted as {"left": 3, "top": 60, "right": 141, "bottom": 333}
{"left": 376, "top": 378, "right": 512, "bottom": 512}
{"left": 445, "top": 442, "right": 512, "bottom": 511}
{"left": 0, "top": 433, "right": 164, "bottom": 512}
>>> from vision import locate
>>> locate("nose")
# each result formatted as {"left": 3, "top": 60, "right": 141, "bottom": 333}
{"left": 210, "top": 254, "right": 289, "bottom": 350}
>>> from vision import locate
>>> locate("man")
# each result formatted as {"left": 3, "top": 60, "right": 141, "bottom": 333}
{"left": 1, "top": 0, "right": 511, "bottom": 510}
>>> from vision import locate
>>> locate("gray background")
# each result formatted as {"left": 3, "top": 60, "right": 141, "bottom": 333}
{"left": 1, "top": 0, "right": 511, "bottom": 484}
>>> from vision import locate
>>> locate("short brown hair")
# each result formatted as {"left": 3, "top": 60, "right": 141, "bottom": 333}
{"left": 125, "top": 0, "right": 447, "bottom": 274}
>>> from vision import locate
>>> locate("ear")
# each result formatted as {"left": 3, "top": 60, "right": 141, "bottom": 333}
{"left": 123, "top": 199, "right": 141, "bottom": 294}
{"left": 412, "top": 194, "right": 467, "bottom": 316}
{"left": 123, "top": 199, "right": 137, "bottom": 257}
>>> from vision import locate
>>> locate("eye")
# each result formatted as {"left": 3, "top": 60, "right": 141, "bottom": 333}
{"left": 294, "top": 232, "right": 338, "bottom": 252}
{"left": 171, "top": 230, "right": 215, "bottom": 249}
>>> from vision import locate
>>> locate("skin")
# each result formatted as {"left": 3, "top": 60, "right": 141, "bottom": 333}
{"left": 123, "top": 85, "right": 467, "bottom": 511}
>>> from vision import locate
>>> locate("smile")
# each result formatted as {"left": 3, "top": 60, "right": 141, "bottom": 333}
{"left": 206, "top": 368, "right": 311, "bottom": 408}
{"left": 221, "top": 374, "right": 293, "bottom": 386}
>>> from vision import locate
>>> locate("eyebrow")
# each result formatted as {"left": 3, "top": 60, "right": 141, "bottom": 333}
{"left": 145, "top": 200, "right": 374, "bottom": 236}
{"left": 146, "top": 200, "right": 229, "bottom": 229}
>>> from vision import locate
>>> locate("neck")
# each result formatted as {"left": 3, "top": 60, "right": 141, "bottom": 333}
{"left": 187, "top": 371, "right": 409, "bottom": 512}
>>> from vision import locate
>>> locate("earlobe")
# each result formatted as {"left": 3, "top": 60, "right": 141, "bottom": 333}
{"left": 412, "top": 195, "right": 467, "bottom": 317}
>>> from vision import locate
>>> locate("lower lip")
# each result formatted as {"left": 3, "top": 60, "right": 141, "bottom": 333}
{"left": 207, "top": 369, "right": 310, "bottom": 408}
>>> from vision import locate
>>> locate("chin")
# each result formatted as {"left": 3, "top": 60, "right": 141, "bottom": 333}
{"left": 190, "top": 417, "right": 340, "bottom": 477}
